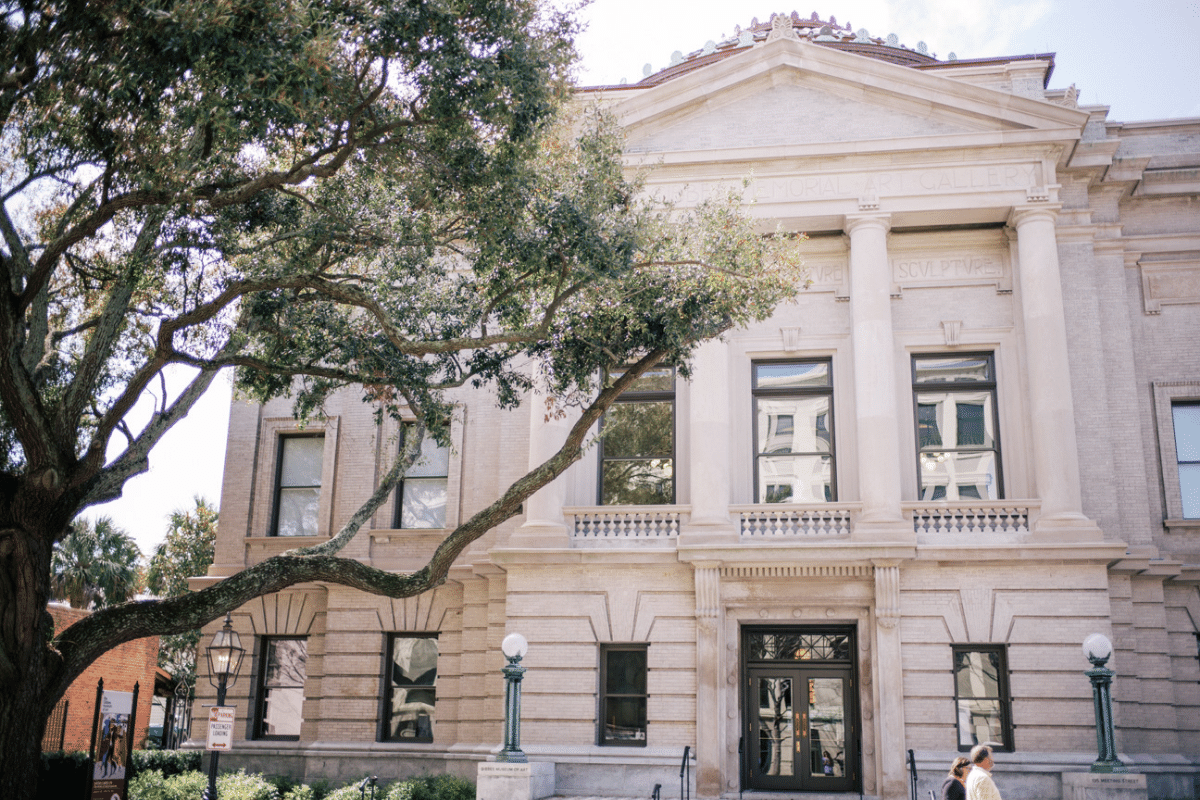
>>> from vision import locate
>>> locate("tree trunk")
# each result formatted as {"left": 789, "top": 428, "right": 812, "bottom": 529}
{"left": 0, "top": 523, "right": 59, "bottom": 800}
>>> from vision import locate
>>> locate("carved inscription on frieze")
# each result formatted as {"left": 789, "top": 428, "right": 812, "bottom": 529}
{"left": 650, "top": 164, "right": 1041, "bottom": 206}
{"left": 891, "top": 248, "right": 1010, "bottom": 293}
{"left": 1139, "top": 258, "right": 1200, "bottom": 314}
{"left": 894, "top": 255, "right": 1004, "bottom": 281}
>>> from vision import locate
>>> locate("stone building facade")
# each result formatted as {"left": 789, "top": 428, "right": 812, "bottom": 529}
{"left": 192, "top": 14, "right": 1200, "bottom": 800}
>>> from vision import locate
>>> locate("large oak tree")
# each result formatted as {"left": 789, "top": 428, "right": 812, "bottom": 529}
{"left": 0, "top": 1, "right": 803, "bottom": 793}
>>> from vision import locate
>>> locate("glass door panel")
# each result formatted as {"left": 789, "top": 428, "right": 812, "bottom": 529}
{"left": 754, "top": 676, "right": 795, "bottom": 779}
{"left": 806, "top": 676, "right": 847, "bottom": 780}
{"left": 746, "top": 668, "right": 856, "bottom": 791}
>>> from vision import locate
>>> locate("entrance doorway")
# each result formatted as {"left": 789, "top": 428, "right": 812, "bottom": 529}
{"left": 742, "top": 626, "right": 859, "bottom": 792}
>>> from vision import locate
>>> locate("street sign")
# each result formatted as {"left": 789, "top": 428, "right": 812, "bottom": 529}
{"left": 206, "top": 706, "right": 235, "bottom": 751}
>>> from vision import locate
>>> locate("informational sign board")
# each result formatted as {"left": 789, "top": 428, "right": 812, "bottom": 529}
{"left": 206, "top": 706, "right": 236, "bottom": 751}
{"left": 91, "top": 690, "right": 133, "bottom": 800}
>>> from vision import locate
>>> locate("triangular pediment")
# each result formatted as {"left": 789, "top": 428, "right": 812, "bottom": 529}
{"left": 609, "top": 37, "right": 1087, "bottom": 156}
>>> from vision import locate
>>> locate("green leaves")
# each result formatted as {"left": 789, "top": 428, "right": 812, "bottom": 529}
{"left": 49, "top": 516, "right": 142, "bottom": 609}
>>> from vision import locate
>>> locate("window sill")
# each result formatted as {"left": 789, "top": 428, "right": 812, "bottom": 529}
{"left": 371, "top": 528, "right": 450, "bottom": 543}
{"left": 1165, "top": 519, "right": 1200, "bottom": 530}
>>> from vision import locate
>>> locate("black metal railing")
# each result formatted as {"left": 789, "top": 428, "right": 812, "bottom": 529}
{"left": 908, "top": 749, "right": 918, "bottom": 800}
{"left": 680, "top": 745, "right": 691, "bottom": 800}
{"left": 359, "top": 776, "right": 378, "bottom": 800}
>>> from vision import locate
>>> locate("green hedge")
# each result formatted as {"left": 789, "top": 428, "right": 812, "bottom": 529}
{"left": 130, "top": 749, "right": 203, "bottom": 778}
{"left": 125, "top": 770, "right": 475, "bottom": 800}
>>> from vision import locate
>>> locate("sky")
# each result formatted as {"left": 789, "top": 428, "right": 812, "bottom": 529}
{"left": 87, "top": 0, "right": 1200, "bottom": 558}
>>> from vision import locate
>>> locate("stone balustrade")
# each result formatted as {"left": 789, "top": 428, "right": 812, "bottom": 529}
{"left": 732, "top": 503, "right": 859, "bottom": 537}
{"left": 905, "top": 500, "right": 1038, "bottom": 535}
{"left": 564, "top": 505, "right": 689, "bottom": 545}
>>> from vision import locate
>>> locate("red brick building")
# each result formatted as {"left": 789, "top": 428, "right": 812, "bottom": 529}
{"left": 42, "top": 603, "right": 161, "bottom": 753}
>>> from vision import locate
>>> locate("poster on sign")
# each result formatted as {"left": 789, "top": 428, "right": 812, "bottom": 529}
{"left": 207, "top": 706, "right": 236, "bottom": 750}
{"left": 91, "top": 689, "right": 133, "bottom": 800}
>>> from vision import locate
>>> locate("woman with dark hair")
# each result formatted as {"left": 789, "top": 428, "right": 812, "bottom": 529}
{"left": 941, "top": 756, "right": 971, "bottom": 800}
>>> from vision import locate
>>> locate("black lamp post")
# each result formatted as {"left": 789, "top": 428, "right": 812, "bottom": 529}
{"left": 496, "top": 632, "right": 528, "bottom": 763}
{"left": 203, "top": 613, "right": 246, "bottom": 800}
{"left": 1083, "top": 633, "right": 1125, "bottom": 773}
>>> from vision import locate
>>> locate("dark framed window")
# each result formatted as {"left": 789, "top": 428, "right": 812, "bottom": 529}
{"left": 382, "top": 634, "right": 438, "bottom": 742}
{"left": 912, "top": 354, "right": 1002, "bottom": 501}
{"left": 753, "top": 360, "right": 835, "bottom": 503}
{"left": 392, "top": 424, "right": 450, "bottom": 529}
{"left": 271, "top": 435, "right": 324, "bottom": 536}
{"left": 1172, "top": 402, "right": 1200, "bottom": 519}
{"left": 599, "top": 644, "right": 648, "bottom": 746}
{"left": 952, "top": 645, "right": 1012, "bottom": 751}
{"left": 254, "top": 637, "right": 307, "bottom": 740}
{"left": 599, "top": 367, "right": 675, "bottom": 505}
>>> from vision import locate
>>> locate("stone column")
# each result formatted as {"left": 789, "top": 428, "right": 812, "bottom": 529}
{"left": 514, "top": 388, "right": 572, "bottom": 545}
{"left": 1010, "top": 207, "right": 1094, "bottom": 531}
{"left": 846, "top": 214, "right": 906, "bottom": 532}
{"left": 873, "top": 561, "right": 907, "bottom": 800}
{"left": 686, "top": 338, "right": 734, "bottom": 534}
{"left": 693, "top": 563, "right": 722, "bottom": 798}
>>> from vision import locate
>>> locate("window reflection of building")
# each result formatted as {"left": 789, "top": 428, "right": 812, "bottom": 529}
{"left": 753, "top": 360, "right": 836, "bottom": 503}
{"left": 912, "top": 355, "right": 1002, "bottom": 501}
{"left": 1172, "top": 402, "right": 1200, "bottom": 518}
{"left": 393, "top": 423, "right": 449, "bottom": 529}
{"left": 599, "top": 367, "right": 675, "bottom": 505}
{"left": 255, "top": 638, "right": 307, "bottom": 739}
{"left": 272, "top": 435, "right": 323, "bottom": 536}
{"left": 384, "top": 635, "right": 438, "bottom": 742}
{"left": 952, "top": 646, "right": 1012, "bottom": 751}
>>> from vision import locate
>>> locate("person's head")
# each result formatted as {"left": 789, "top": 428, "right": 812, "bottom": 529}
{"left": 949, "top": 756, "right": 971, "bottom": 779}
{"left": 970, "top": 745, "right": 994, "bottom": 769}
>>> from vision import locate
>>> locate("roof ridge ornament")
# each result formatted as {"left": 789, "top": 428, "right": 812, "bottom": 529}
{"left": 767, "top": 12, "right": 800, "bottom": 41}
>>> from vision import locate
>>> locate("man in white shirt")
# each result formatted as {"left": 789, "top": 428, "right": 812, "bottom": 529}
{"left": 965, "top": 745, "right": 1003, "bottom": 800}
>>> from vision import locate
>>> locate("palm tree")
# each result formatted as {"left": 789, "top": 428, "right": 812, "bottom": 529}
{"left": 50, "top": 517, "right": 142, "bottom": 609}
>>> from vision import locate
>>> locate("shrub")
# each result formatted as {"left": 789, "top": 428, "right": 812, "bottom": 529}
{"left": 130, "top": 749, "right": 203, "bottom": 778}
{"left": 219, "top": 769, "right": 281, "bottom": 800}
{"left": 129, "top": 769, "right": 169, "bottom": 800}
{"left": 163, "top": 770, "right": 209, "bottom": 800}
{"left": 386, "top": 776, "right": 474, "bottom": 800}
{"left": 324, "top": 784, "right": 375, "bottom": 800}
{"left": 282, "top": 784, "right": 316, "bottom": 800}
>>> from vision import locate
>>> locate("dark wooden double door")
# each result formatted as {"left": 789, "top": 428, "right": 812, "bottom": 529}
{"left": 743, "top": 626, "right": 859, "bottom": 792}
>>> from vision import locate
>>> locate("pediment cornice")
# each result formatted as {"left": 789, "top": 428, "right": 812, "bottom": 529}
{"left": 609, "top": 36, "right": 1088, "bottom": 153}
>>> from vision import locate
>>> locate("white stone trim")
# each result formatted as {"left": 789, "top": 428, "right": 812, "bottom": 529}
{"left": 1152, "top": 381, "right": 1200, "bottom": 522}
{"left": 251, "top": 415, "right": 340, "bottom": 538}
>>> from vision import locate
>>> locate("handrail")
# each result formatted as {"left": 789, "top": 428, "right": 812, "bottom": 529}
{"left": 908, "top": 749, "right": 918, "bottom": 800}
{"left": 681, "top": 745, "right": 691, "bottom": 800}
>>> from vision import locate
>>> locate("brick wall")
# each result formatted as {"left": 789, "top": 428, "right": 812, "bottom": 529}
{"left": 43, "top": 604, "right": 161, "bottom": 753}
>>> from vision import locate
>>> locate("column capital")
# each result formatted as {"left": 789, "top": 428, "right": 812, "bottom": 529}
{"left": 1008, "top": 203, "right": 1062, "bottom": 229}
{"left": 844, "top": 212, "right": 892, "bottom": 237}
